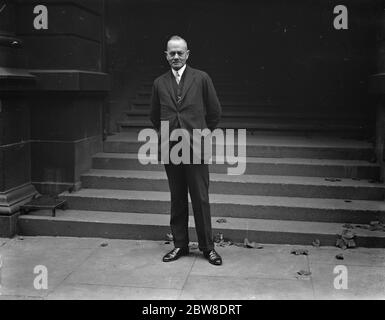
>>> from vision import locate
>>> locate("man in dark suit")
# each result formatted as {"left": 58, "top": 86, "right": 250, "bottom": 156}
{"left": 150, "top": 35, "right": 222, "bottom": 265}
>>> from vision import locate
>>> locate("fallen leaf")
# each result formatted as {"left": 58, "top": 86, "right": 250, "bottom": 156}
{"left": 190, "top": 242, "right": 199, "bottom": 250}
{"left": 214, "top": 233, "right": 224, "bottom": 243}
{"left": 243, "top": 238, "right": 263, "bottom": 249}
{"left": 346, "top": 239, "right": 356, "bottom": 248}
{"left": 165, "top": 233, "right": 173, "bottom": 241}
{"left": 233, "top": 242, "right": 245, "bottom": 247}
{"left": 325, "top": 178, "right": 341, "bottom": 182}
{"left": 296, "top": 270, "right": 312, "bottom": 280}
{"left": 370, "top": 224, "right": 385, "bottom": 231}
{"left": 336, "top": 238, "right": 347, "bottom": 250}
{"left": 312, "top": 239, "right": 321, "bottom": 247}
{"left": 244, "top": 238, "right": 255, "bottom": 248}
{"left": 336, "top": 228, "right": 356, "bottom": 249}
{"left": 354, "top": 224, "right": 370, "bottom": 229}
{"left": 291, "top": 248, "right": 309, "bottom": 255}
{"left": 367, "top": 220, "right": 385, "bottom": 231}
{"left": 217, "top": 240, "right": 234, "bottom": 247}
{"left": 341, "top": 229, "right": 355, "bottom": 240}
{"left": 297, "top": 270, "right": 311, "bottom": 276}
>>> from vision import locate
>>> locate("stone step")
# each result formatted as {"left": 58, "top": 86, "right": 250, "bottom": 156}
{"left": 113, "top": 128, "right": 369, "bottom": 138}
{"left": 140, "top": 80, "right": 262, "bottom": 88}
{"left": 138, "top": 72, "right": 265, "bottom": 81}
{"left": 58, "top": 189, "right": 385, "bottom": 224}
{"left": 136, "top": 90, "right": 269, "bottom": 99}
{"left": 125, "top": 109, "right": 369, "bottom": 122}
{"left": 131, "top": 104, "right": 282, "bottom": 114}
{"left": 129, "top": 106, "right": 369, "bottom": 121}
{"left": 17, "top": 210, "right": 385, "bottom": 247}
{"left": 138, "top": 84, "right": 266, "bottom": 93}
{"left": 81, "top": 169, "right": 385, "bottom": 201}
{"left": 130, "top": 105, "right": 370, "bottom": 119}
{"left": 103, "top": 132, "right": 373, "bottom": 160}
{"left": 92, "top": 153, "right": 379, "bottom": 179}
{"left": 137, "top": 64, "right": 262, "bottom": 71}
{"left": 131, "top": 98, "right": 276, "bottom": 108}
{"left": 130, "top": 97, "right": 366, "bottom": 112}
{"left": 139, "top": 81, "right": 266, "bottom": 89}
{"left": 117, "top": 119, "right": 369, "bottom": 133}
{"left": 139, "top": 85, "right": 272, "bottom": 95}
{"left": 136, "top": 90, "right": 274, "bottom": 101}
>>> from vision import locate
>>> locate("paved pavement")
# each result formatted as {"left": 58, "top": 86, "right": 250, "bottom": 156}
{"left": 0, "top": 236, "right": 384, "bottom": 300}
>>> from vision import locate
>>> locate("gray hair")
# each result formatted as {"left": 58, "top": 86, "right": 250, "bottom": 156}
{"left": 167, "top": 35, "right": 188, "bottom": 50}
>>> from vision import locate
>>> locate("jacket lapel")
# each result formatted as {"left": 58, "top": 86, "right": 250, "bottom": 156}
{"left": 180, "top": 66, "right": 195, "bottom": 103}
{"left": 164, "top": 71, "right": 177, "bottom": 108}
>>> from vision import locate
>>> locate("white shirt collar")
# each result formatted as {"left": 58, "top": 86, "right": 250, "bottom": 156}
{"left": 172, "top": 64, "right": 186, "bottom": 78}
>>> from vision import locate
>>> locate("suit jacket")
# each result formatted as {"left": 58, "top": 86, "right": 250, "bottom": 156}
{"left": 150, "top": 65, "right": 222, "bottom": 134}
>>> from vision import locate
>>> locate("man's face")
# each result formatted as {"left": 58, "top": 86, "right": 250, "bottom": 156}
{"left": 165, "top": 39, "right": 189, "bottom": 70}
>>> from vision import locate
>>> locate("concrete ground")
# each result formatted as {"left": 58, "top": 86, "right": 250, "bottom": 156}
{"left": 0, "top": 236, "right": 384, "bottom": 300}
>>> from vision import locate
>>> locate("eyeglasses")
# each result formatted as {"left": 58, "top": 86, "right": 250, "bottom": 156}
{"left": 164, "top": 50, "right": 189, "bottom": 57}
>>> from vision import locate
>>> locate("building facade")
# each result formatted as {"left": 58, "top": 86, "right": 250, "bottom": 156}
{"left": 0, "top": 0, "right": 384, "bottom": 239}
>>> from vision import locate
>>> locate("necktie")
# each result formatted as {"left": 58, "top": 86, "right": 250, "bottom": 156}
{"left": 175, "top": 71, "right": 180, "bottom": 85}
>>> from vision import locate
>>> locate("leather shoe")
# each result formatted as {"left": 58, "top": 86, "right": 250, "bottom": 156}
{"left": 162, "top": 247, "right": 189, "bottom": 262}
{"left": 203, "top": 249, "right": 222, "bottom": 265}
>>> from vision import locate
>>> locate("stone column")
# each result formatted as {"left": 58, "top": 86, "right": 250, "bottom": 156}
{"left": 15, "top": 0, "right": 109, "bottom": 195}
{"left": 371, "top": 7, "right": 385, "bottom": 181}
{"left": 0, "top": 0, "right": 37, "bottom": 237}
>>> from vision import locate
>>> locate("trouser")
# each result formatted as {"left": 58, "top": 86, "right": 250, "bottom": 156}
{"left": 164, "top": 163, "right": 214, "bottom": 251}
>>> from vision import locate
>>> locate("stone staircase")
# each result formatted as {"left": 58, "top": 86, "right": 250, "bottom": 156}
{"left": 17, "top": 65, "right": 385, "bottom": 247}
{"left": 116, "top": 65, "right": 372, "bottom": 136}
{"left": 18, "top": 131, "right": 385, "bottom": 247}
